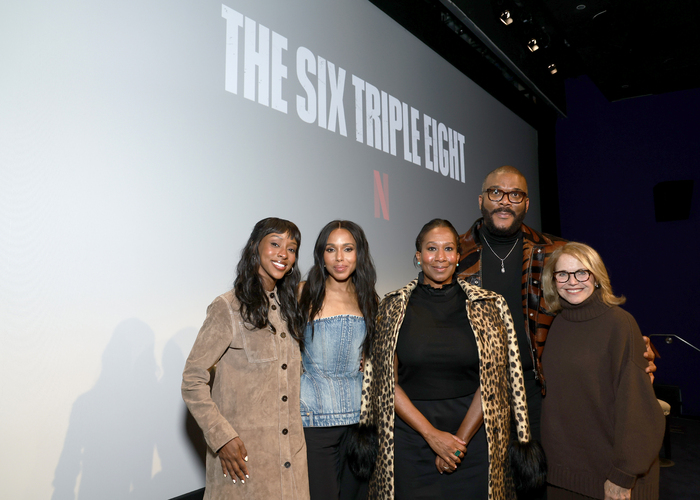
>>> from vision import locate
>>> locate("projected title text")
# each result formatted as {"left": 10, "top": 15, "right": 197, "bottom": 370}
{"left": 222, "top": 4, "right": 466, "bottom": 184}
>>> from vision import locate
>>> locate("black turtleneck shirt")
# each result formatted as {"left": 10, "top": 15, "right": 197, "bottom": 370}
{"left": 395, "top": 275, "right": 480, "bottom": 400}
{"left": 479, "top": 225, "right": 533, "bottom": 374}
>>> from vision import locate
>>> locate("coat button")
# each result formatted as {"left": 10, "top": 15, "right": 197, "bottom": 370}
{"left": 271, "top": 304, "right": 277, "bottom": 310}
{"left": 284, "top": 462, "right": 291, "bottom": 468}
{"left": 280, "top": 332, "right": 286, "bottom": 338}
{"left": 282, "top": 395, "right": 288, "bottom": 402}
{"left": 281, "top": 363, "right": 287, "bottom": 370}
{"left": 282, "top": 428, "right": 288, "bottom": 435}
{"left": 269, "top": 292, "right": 275, "bottom": 298}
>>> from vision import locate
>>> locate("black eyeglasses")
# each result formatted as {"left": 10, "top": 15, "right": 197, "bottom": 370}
{"left": 484, "top": 188, "right": 527, "bottom": 204}
{"left": 554, "top": 269, "right": 592, "bottom": 283}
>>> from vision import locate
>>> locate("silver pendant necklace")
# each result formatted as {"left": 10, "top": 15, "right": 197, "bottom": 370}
{"left": 482, "top": 236, "right": 519, "bottom": 273}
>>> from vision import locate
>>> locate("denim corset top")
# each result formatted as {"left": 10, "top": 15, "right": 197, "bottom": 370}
{"left": 300, "top": 315, "right": 366, "bottom": 427}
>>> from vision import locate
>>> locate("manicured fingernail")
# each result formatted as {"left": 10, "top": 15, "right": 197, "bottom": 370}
{"left": 245, "top": 474, "right": 249, "bottom": 479}
{"left": 223, "top": 474, "right": 227, "bottom": 478}
{"left": 241, "top": 480, "right": 245, "bottom": 484}
{"left": 244, "top": 456, "right": 249, "bottom": 462}
{"left": 233, "top": 479, "right": 236, "bottom": 484}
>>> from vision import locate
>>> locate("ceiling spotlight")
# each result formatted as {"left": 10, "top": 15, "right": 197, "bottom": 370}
{"left": 548, "top": 63, "right": 558, "bottom": 74}
{"left": 500, "top": 10, "right": 514, "bottom": 25}
{"left": 527, "top": 39, "right": 539, "bottom": 52}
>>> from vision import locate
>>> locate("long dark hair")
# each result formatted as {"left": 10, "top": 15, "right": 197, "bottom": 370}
{"left": 299, "top": 220, "right": 379, "bottom": 358}
{"left": 233, "top": 217, "right": 305, "bottom": 348}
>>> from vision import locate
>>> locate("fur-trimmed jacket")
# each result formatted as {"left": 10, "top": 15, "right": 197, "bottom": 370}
{"left": 359, "top": 278, "right": 532, "bottom": 500}
{"left": 458, "top": 220, "right": 567, "bottom": 393}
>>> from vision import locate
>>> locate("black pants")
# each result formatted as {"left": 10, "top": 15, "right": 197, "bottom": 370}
{"left": 513, "top": 374, "right": 546, "bottom": 500}
{"left": 304, "top": 425, "right": 368, "bottom": 500}
{"left": 526, "top": 375, "right": 543, "bottom": 443}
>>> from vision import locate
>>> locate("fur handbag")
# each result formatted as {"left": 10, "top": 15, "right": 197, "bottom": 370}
{"left": 345, "top": 423, "right": 379, "bottom": 480}
{"left": 509, "top": 439, "right": 547, "bottom": 494}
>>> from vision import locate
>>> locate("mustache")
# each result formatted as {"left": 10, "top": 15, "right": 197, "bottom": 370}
{"left": 490, "top": 207, "right": 516, "bottom": 216}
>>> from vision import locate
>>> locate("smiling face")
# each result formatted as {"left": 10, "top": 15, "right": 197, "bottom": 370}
{"left": 554, "top": 253, "right": 596, "bottom": 305}
{"left": 416, "top": 227, "right": 460, "bottom": 288}
{"left": 478, "top": 171, "right": 529, "bottom": 237}
{"left": 257, "top": 232, "right": 298, "bottom": 291}
{"left": 323, "top": 228, "right": 357, "bottom": 283}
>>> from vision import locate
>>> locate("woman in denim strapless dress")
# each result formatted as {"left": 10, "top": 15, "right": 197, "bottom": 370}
{"left": 298, "top": 221, "right": 378, "bottom": 500}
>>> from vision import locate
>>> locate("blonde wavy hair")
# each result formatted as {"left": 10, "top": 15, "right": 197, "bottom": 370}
{"left": 542, "top": 242, "right": 626, "bottom": 313}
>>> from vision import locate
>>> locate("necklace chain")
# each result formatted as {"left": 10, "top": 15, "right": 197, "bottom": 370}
{"left": 482, "top": 236, "right": 519, "bottom": 273}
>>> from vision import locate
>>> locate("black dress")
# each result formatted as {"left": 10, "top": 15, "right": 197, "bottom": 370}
{"left": 393, "top": 276, "right": 488, "bottom": 499}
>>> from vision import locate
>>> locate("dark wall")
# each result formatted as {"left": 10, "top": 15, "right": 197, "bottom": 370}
{"left": 555, "top": 76, "right": 700, "bottom": 416}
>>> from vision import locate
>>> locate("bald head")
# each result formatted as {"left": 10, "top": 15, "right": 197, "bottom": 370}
{"left": 478, "top": 166, "right": 530, "bottom": 236}
{"left": 481, "top": 166, "right": 528, "bottom": 193}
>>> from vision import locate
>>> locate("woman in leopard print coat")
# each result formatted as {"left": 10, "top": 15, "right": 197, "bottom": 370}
{"left": 359, "top": 220, "right": 533, "bottom": 499}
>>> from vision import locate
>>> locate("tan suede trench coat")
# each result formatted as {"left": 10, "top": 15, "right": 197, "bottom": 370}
{"left": 182, "top": 290, "right": 310, "bottom": 500}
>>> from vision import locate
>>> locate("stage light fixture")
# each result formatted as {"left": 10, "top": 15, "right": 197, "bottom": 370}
{"left": 548, "top": 63, "right": 558, "bottom": 74}
{"left": 500, "top": 10, "right": 513, "bottom": 25}
{"left": 527, "top": 39, "right": 539, "bottom": 52}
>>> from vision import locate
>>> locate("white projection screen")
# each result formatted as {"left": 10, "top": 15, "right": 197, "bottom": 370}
{"left": 0, "top": 1, "right": 540, "bottom": 498}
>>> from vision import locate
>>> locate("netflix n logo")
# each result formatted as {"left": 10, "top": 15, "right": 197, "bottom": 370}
{"left": 374, "top": 170, "right": 389, "bottom": 221}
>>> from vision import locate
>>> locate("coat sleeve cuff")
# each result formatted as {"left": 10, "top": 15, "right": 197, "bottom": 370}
{"left": 607, "top": 466, "right": 637, "bottom": 490}
{"left": 206, "top": 419, "right": 239, "bottom": 453}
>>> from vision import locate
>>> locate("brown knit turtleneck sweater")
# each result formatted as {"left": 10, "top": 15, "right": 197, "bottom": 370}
{"left": 541, "top": 291, "right": 665, "bottom": 500}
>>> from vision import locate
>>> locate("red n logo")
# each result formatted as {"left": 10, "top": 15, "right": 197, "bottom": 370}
{"left": 374, "top": 170, "right": 389, "bottom": 220}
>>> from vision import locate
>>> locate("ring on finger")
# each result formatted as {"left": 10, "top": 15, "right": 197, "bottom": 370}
{"left": 454, "top": 450, "right": 461, "bottom": 457}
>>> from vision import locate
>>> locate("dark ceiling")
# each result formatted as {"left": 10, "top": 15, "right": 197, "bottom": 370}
{"left": 371, "top": 0, "right": 700, "bottom": 117}
{"left": 539, "top": 0, "right": 700, "bottom": 101}
{"left": 444, "top": 0, "right": 700, "bottom": 106}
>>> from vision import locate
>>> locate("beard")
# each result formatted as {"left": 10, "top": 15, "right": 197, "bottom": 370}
{"left": 480, "top": 204, "right": 527, "bottom": 237}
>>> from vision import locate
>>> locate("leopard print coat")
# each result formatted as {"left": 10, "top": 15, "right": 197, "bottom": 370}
{"left": 359, "top": 278, "right": 531, "bottom": 500}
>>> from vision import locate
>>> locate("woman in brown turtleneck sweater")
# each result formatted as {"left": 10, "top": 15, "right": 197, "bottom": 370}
{"left": 540, "top": 242, "right": 664, "bottom": 500}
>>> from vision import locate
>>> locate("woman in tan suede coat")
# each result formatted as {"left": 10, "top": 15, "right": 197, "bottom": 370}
{"left": 182, "top": 218, "right": 310, "bottom": 499}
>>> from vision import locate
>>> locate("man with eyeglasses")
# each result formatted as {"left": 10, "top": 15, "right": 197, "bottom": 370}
{"left": 457, "top": 166, "right": 656, "bottom": 450}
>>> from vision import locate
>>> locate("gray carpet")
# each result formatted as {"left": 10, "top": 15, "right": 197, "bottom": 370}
{"left": 660, "top": 417, "right": 700, "bottom": 500}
